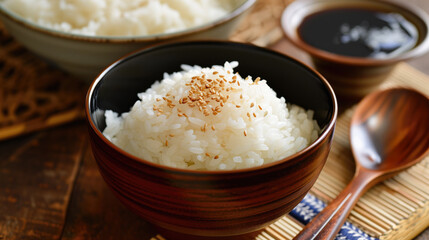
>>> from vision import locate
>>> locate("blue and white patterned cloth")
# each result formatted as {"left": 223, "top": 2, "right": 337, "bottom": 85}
{"left": 290, "top": 194, "right": 378, "bottom": 240}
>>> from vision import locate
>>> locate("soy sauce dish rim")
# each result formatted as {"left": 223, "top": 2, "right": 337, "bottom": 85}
{"left": 281, "top": 0, "right": 429, "bottom": 66}
{"left": 85, "top": 40, "right": 338, "bottom": 175}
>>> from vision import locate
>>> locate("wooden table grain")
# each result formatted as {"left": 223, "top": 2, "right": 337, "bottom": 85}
{"left": 1, "top": 1, "right": 429, "bottom": 239}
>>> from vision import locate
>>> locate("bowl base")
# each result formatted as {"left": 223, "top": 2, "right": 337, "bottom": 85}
{"left": 155, "top": 226, "right": 263, "bottom": 240}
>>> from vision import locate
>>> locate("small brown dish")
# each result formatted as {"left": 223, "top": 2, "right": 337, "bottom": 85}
{"left": 85, "top": 41, "right": 337, "bottom": 239}
{"left": 281, "top": 0, "right": 429, "bottom": 102}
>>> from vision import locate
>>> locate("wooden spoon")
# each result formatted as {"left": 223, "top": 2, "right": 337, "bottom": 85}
{"left": 293, "top": 88, "right": 429, "bottom": 240}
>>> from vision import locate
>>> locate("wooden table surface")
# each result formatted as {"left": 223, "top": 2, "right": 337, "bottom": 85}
{"left": 1, "top": 1, "right": 429, "bottom": 239}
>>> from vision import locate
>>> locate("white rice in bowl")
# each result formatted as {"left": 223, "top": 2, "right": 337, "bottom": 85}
{"left": 103, "top": 61, "right": 320, "bottom": 170}
{"left": 0, "top": 0, "right": 235, "bottom": 36}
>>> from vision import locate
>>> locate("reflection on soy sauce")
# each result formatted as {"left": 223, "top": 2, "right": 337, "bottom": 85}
{"left": 298, "top": 8, "right": 419, "bottom": 58}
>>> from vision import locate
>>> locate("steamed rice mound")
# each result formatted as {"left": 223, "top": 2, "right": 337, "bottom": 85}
{"left": 103, "top": 62, "right": 320, "bottom": 170}
{"left": 1, "top": 0, "right": 234, "bottom": 36}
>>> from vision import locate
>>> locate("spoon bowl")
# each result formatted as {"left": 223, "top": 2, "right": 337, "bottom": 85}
{"left": 351, "top": 88, "right": 429, "bottom": 172}
{"left": 294, "top": 87, "right": 429, "bottom": 240}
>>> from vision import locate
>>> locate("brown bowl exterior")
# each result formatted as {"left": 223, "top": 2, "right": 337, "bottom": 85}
{"left": 86, "top": 41, "right": 337, "bottom": 238}
{"left": 88, "top": 124, "right": 334, "bottom": 237}
{"left": 281, "top": 0, "right": 429, "bottom": 101}
{"left": 311, "top": 59, "right": 397, "bottom": 101}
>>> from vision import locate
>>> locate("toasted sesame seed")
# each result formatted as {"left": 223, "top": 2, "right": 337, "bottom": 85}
{"left": 169, "top": 134, "right": 174, "bottom": 137}
{"left": 250, "top": 103, "right": 255, "bottom": 108}
{"left": 247, "top": 112, "right": 251, "bottom": 118}
{"left": 211, "top": 125, "right": 215, "bottom": 131}
{"left": 179, "top": 70, "right": 249, "bottom": 117}
{"left": 253, "top": 113, "right": 257, "bottom": 118}
{"left": 264, "top": 111, "right": 268, "bottom": 117}
{"left": 205, "top": 153, "right": 211, "bottom": 157}
{"left": 258, "top": 105, "right": 263, "bottom": 110}
{"left": 244, "top": 130, "right": 247, "bottom": 136}
{"left": 214, "top": 155, "right": 219, "bottom": 159}
{"left": 165, "top": 140, "right": 168, "bottom": 146}
{"left": 254, "top": 77, "right": 261, "bottom": 84}
{"left": 156, "top": 98, "right": 161, "bottom": 102}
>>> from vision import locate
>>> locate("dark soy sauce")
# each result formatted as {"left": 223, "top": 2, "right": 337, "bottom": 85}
{"left": 298, "top": 8, "right": 419, "bottom": 58}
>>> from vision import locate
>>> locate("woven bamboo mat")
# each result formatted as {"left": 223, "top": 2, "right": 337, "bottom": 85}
{"left": 231, "top": 0, "right": 292, "bottom": 46}
{"left": 0, "top": 22, "right": 85, "bottom": 141}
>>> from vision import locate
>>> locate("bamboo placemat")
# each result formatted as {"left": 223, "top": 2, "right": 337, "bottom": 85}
{"left": 231, "top": 0, "right": 292, "bottom": 46}
{"left": 0, "top": 22, "right": 86, "bottom": 141}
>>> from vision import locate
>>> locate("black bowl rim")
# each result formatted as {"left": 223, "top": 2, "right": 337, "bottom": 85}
{"left": 281, "top": 0, "right": 429, "bottom": 66}
{"left": 85, "top": 40, "right": 338, "bottom": 174}
{"left": 0, "top": 0, "right": 256, "bottom": 42}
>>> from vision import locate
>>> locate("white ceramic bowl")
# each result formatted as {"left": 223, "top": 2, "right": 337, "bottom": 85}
{"left": 0, "top": 0, "right": 255, "bottom": 81}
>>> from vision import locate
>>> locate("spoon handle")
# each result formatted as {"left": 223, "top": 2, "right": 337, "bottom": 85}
{"left": 293, "top": 169, "right": 379, "bottom": 240}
